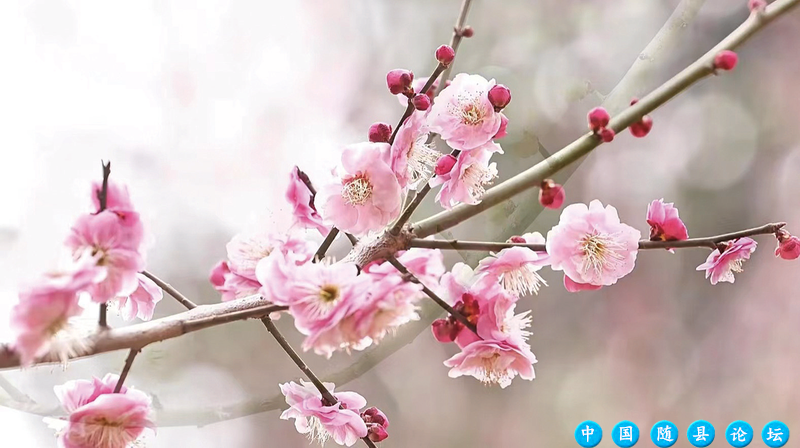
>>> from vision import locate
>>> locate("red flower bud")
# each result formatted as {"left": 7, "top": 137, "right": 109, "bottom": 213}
{"left": 435, "top": 44, "right": 456, "bottom": 67}
{"left": 539, "top": 179, "right": 565, "bottom": 209}
{"left": 431, "top": 319, "right": 459, "bottom": 342}
{"left": 748, "top": 0, "right": 767, "bottom": 13}
{"left": 434, "top": 154, "right": 457, "bottom": 176}
{"left": 508, "top": 236, "right": 527, "bottom": 244}
{"left": 488, "top": 84, "right": 511, "bottom": 111}
{"left": 775, "top": 230, "right": 800, "bottom": 260}
{"left": 587, "top": 107, "right": 611, "bottom": 132}
{"left": 629, "top": 115, "right": 653, "bottom": 138}
{"left": 713, "top": 50, "right": 738, "bottom": 71}
{"left": 386, "top": 69, "right": 414, "bottom": 96}
{"left": 599, "top": 127, "right": 615, "bottom": 143}
{"left": 368, "top": 122, "right": 392, "bottom": 143}
{"left": 460, "top": 26, "right": 474, "bottom": 38}
{"left": 368, "top": 425, "right": 389, "bottom": 442}
{"left": 412, "top": 93, "right": 431, "bottom": 111}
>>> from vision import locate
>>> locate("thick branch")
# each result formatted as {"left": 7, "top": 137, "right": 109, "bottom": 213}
{"left": 412, "top": 0, "right": 800, "bottom": 239}
{"left": 602, "top": 0, "right": 708, "bottom": 112}
{"left": 408, "top": 222, "right": 786, "bottom": 252}
{"left": 0, "top": 296, "right": 286, "bottom": 370}
{"left": 142, "top": 270, "right": 197, "bottom": 310}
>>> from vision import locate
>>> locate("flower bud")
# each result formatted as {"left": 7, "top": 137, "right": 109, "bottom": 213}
{"left": 362, "top": 407, "right": 389, "bottom": 428}
{"left": 599, "top": 127, "right": 615, "bottom": 143}
{"left": 493, "top": 113, "right": 509, "bottom": 139}
{"left": 434, "top": 154, "right": 457, "bottom": 176}
{"left": 368, "top": 425, "right": 389, "bottom": 442}
{"left": 368, "top": 122, "right": 392, "bottom": 143}
{"left": 629, "top": 115, "right": 653, "bottom": 138}
{"left": 539, "top": 179, "right": 565, "bottom": 209}
{"left": 713, "top": 50, "right": 738, "bottom": 71}
{"left": 460, "top": 26, "right": 474, "bottom": 38}
{"left": 587, "top": 107, "right": 610, "bottom": 131}
{"left": 508, "top": 236, "right": 527, "bottom": 244}
{"left": 488, "top": 84, "right": 511, "bottom": 111}
{"left": 386, "top": 69, "right": 414, "bottom": 96}
{"left": 748, "top": 0, "right": 767, "bottom": 13}
{"left": 412, "top": 93, "right": 431, "bottom": 111}
{"left": 432, "top": 318, "right": 459, "bottom": 342}
{"left": 435, "top": 44, "right": 455, "bottom": 67}
{"left": 775, "top": 230, "right": 800, "bottom": 260}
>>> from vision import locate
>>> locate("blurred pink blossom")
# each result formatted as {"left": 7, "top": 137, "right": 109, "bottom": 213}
{"left": 286, "top": 166, "right": 330, "bottom": 235}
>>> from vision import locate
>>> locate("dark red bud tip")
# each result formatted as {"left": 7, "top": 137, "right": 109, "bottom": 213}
{"left": 599, "top": 127, "right": 616, "bottom": 143}
{"left": 539, "top": 179, "right": 565, "bottom": 209}
{"left": 748, "top": 0, "right": 767, "bottom": 13}
{"left": 435, "top": 44, "right": 455, "bottom": 67}
{"left": 460, "top": 26, "right": 474, "bottom": 38}
{"left": 713, "top": 50, "right": 738, "bottom": 71}
{"left": 368, "top": 425, "right": 389, "bottom": 442}
{"left": 587, "top": 107, "right": 611, "bottom": 131}
{"left": 386, "top": 69, "right": 414, "bottom": 96}
{"left": 368, "top": 122, "right": 392, "bottom": 143}
{"left": 488, "top": 84, "right": 511, "bottom": 111}
{"left": 434, "top": 154, "right": 457, "bottom": 176}
{"left": 412, "top": 93, "right": 431, "bottom": 111}
{"left": 630, "top": 97, "right": 639, "bottom": 106}
{"left": 629, "top": 115, "right": 653, "bottom": 138}
{"left": 508, "top": 236, "right": 526, "bottom": 244}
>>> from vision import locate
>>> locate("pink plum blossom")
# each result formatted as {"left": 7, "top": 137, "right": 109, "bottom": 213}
{"left": 65, "top": 211, "right": 145, "bottom": 303}
{"left": 390, "top": 111, "right": 440, "bottom": 189}
{"left": 427, "top": 73, "right": 503, "bottom": 151}
{"left": 315, "top": 142, "right": 402, "bottom": 236}
{"left": 476, "top": 231, "right": 549, "bottom": 297}
{"left": 696, "top": 237, "right": 757, "bottom": 284}
{"left": 646, "top": 199, "right": 689, "bottom": 252}
{"left": 286, "top": 166, "right": 330, "bottom": 235}
{"left": 430, "top": 143, "right": 500, "bottom": 209}
{"left": 11, "top": 257, "right": 106, "bottom": 366}
{"left": 54, "top": 374, "right": 155, "bottom": 448}
{"left": 210, "top": 231, "right": 314, "bottom": 302}
{"left": 114, "top": 274, "right": 163, "bottom": 321}
{"left": 256, "top": 253, "right": 369, "bottom": 357}
{"left": 546, "top": 200, "right": 641, "bottom": 291}
{"left": 444, "top": 339, "right": 537, "bottom": 388}
{"left": 279, "top": 380, "right": 368, "bottom": 446}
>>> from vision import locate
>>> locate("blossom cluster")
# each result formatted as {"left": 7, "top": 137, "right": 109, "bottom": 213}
{"left": 10, "top": 177, "right": 162, "bottom": 367}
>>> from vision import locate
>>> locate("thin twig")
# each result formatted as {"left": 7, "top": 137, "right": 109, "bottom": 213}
{"left": 142, "top": 270, "right": 197, "bottom": 310}
{"left": 408, "top": 222, "right": 786, "bottom": 252}
{"left": 113, "top": 349, "right": 140, "bottom": 393}
{"left": 260, "top": 318, "right": 377, "bottom": 448}
{"left": 412, "top": 0, "right": 800, "bottom": 239}
{"left": 388, "top": 0, "right": 473, "bottom": 234}
{"left": 385, "top": 257, "right": 477, "bottom": 334}
{"left": 97, "top": 160, "right": 112, "bottom": 328}
{"left": 314, "top": 227, "right": 340, "bottom": 261}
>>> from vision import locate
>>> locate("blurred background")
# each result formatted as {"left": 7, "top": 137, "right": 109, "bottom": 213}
{"left": 1, "top": 0, "right": 799, "bottom": 446}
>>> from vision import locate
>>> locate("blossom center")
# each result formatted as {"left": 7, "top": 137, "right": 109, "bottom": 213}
{"left": 461, "top": 103, "right": 486, "bottom": 125}
{"left": 579, "top": 233, "right": 625, "bottom": 277}
{"left": 306, "top": 416, "right": 331, "bottom": 444}
{"left": 500, "top": 265, "right": 547, "bottom": 296}
{"left": 318, "top": 285, "right": 340, "bottom": 303}
{"left": 479, "top": 352, "right": 511, "bottom": 386}
{"left": 405, "top": 135, "right": 439, "bottom": 185}
{"left": 729, "top": 258, "right": 744, "bottom": 273}
{"left": 461, "top": 164, "right": 496, "bottom": 199}
{"left": 342, "top": 175, "right": 373, "bottom": 206}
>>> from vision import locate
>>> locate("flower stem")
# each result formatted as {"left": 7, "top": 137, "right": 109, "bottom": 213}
{"left": 142, "top": 270, "right": 197, "bottom": 310}
{"left": 97, "top": 160, "right": 112, "bottom": 328}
